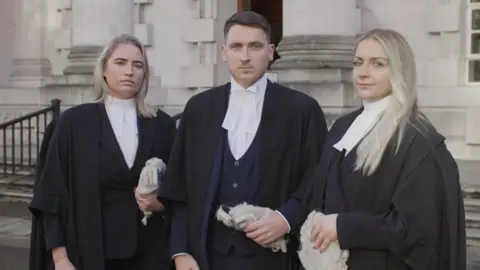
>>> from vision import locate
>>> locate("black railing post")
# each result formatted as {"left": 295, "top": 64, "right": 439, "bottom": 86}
{"left": 51, "top": 99, "right": 61, "bottom": 120}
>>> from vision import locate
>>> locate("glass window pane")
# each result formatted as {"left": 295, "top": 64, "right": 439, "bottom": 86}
{"left": 468, "top": 60, "right": 480, "bottom": 82}
{"left": 471, "top": 33, "right": 480, "bottom": 54}
{"left": 473, "top": 9, "right": 480, "bottom": 30}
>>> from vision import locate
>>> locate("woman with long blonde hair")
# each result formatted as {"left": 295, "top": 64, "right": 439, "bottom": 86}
{"left": 306, "top": 29, "right": 466, "bottom": 269}
{"left": 29, "top": 34, "right": 176, "bottom": 270}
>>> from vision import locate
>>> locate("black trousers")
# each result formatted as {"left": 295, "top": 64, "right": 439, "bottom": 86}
{"left": 105, "top": 251, "right": 168, "bottom": 270}
{"left": 105, "top": 255, "right": 140, "bottom": 270}
{"left": 207, "top": 246, "right": 295, "bottom": 270}
{"left": 47, "top": 252, "right": 167, "bottom": 270}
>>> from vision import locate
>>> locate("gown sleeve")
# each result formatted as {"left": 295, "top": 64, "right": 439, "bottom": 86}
{"left": 28, "top": 119, "right": 58, "bottom": 270}
{"left": 42, "top": 213, "right": 66, "bottom": 250}
{"left": 29, "top": 114, "right": 71, "bottom": 237}
{"left": 158, "top": 105, "right": 189, "bottom": 204}
{"left": 34, "top": 120, "right": 66, "bottom": 251}
{"left": 336, "top": 152, "right": 444, "bottom": 269}
{"left": 277, "top": 98, "right": 328, "bottom": 233}
{"left": 157, "top": 104, "right": 191, "bottom": 256}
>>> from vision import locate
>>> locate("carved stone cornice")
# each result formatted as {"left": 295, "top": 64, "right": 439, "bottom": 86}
{"left": 271, "top": 35, "right": 356, "bottom": 69}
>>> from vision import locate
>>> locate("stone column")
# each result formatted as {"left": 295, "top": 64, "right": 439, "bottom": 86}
{"left": 270, "top": 0, "right": 358, "bottom": 126}
{"left": 10, "top": 0, "right": 52, "bottom": 88}
{"left": 272, "top": 0, "right": 357, "bottom": 69}
{"left": 63, "top": 0, "right": 134, "bottom": 74}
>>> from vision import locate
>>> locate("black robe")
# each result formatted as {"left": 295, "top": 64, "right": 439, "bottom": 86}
{"left": 158, "top": 81, "right": 328, "bottom": 270}
{"left": 309, "top": 109, "right": 466, "bottom": 270}
{"left": 28, "top": 103, "right": 177, "bottom": 270}
{"left": 29, "top": 119, "right": 57, "bottom": 270}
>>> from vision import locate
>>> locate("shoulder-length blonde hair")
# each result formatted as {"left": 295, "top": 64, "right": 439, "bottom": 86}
{"left": 354, "top": 28, "right": 430, "bottom": 176}
{"left": 92, "top": 34, "right": 156, "bottom": 118}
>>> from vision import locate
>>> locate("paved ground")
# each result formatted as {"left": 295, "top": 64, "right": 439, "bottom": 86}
{"left": 0, "top": 201, "right": 31, "bottom": 270}
{"left": 0, "top": 159, "right": 478, "bottom": 269}
{"left": 0, "top": 246, "right": 29, "bottom": 270}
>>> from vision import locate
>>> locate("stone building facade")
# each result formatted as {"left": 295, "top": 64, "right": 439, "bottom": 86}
{"left": 0, "top": 0, "right": 479, "bottom": 161}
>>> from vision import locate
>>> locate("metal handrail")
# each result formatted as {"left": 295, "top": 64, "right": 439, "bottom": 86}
{"left": 0, "top": 99, "right": 61, "bottom": 178}
{"left": 0, "top": 103, "right": 181, "bottom": 179}
{"left": 0, "top": 104, "right": 59, "bottom": 129}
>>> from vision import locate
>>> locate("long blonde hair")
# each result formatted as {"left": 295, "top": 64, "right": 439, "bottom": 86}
{"left": 92, "top": 34, "right": 156, "bottom": 117}
{"left": 354, "top": 29, "right": 427, "bottom": 175}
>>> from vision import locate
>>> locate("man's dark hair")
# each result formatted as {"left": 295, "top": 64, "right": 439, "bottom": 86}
{"left": 224, "top": 11, "right": 271, "bottom": 42}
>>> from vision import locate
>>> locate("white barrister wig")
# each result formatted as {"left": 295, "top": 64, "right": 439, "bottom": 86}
{"left": 135, "top": 158, "right": 167, "bottom": 225}
{"left": 298, "top": 211, "right": 349, "bottom": 270}
{"left": 215, "top": 202, "right": 288, "bottom": 253}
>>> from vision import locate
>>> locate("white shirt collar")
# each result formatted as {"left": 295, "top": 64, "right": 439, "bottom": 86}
{"left": 222, "top": 74, "right": 268, "bottom": 134}
{"left": 229, "top": 73, "right": 268, "bottom": 97}
{"left": 104, "top": 95, "right": 137, "bottom": 136}
{"left": 105, "top": 95, "right": 136, "bottom": 110}
{"left": 333, "top": 95, "right": 392, "bottom": 154}
{"left": 362, "top": 95, "right": 392, "bottom": 115}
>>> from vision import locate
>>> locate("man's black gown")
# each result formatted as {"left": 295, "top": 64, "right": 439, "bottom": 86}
{"left": 29, "top": 103, "right": 176, "bottom": 270}
{"left": 309, "top": 109, "right": 466, "bottom": 270}
{"left": 158, "top": 81, "right": 328, "bottom": 270}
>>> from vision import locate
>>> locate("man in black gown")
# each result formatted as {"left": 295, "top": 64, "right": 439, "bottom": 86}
{"left": 158, "top": 11, "right": 328, "bottom": 270}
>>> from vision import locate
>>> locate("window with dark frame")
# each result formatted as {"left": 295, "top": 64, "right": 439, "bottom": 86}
{"left": 467, "top": 0, "right": 480, "bottom": 82}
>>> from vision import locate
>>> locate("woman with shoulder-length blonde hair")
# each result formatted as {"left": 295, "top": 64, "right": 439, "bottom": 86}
{"left": 29, "top": 34, "right": 176, "bottom": 270}
{"left": 304, "top": 29, "right": 466, "bottom": 270}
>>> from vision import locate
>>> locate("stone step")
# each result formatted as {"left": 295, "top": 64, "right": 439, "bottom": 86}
{"left": 466, "top": 199, "right": 480, "bottom": 213}
{"left": 464, "top": 185, "right": 480, "bottom": 199}
{"left": 0, "top": 191, "right": 32, "bottom": 204}
{"left": 0, "top": 154, "right": 39, "bottom": 167}
{"left": 467, "top": 212, "right": 480, "bottom": 221}
{"left": 467, "top": 213, "right": 480, "bottom": 230}
{"left": 0, "top": 190, "right": 32, "bottom": 201}
{"left": 463, "top": 184, "right": 480, "bottom": 247}
{"left": 468, "top": 246, "right": 480, "bottom": 269}
{"left": 0, "top": 175, "right": 34, "bottom": 204}
{"left": 466, "top": 214, "right": 480, "bottom": 248}
{"left": 0, "top": 175, "right": 35, "bottom": 187}
{"left": 464, "top": 190, "right": 480, "bottom": 247}
{"left": 0, "top": 192, "right": 32, "bottom": 204}
{"left": 468, "top": 228, "right": 480, "bottom": 247}
{"left": 0, "top": 166, "right": 35, "bottom": 175}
